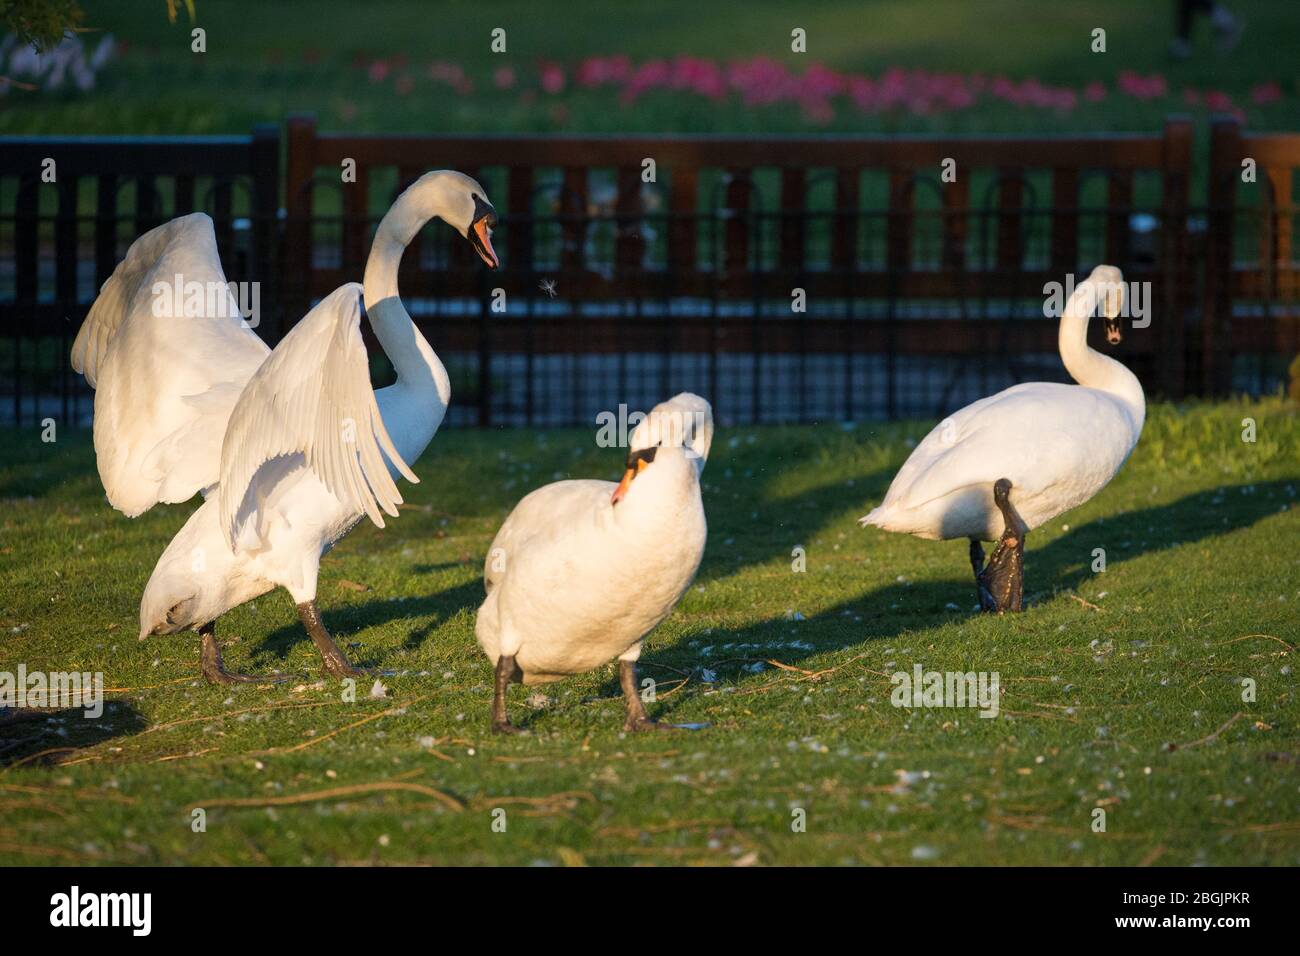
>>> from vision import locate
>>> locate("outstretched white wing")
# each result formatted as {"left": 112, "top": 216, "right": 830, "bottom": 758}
{"left": 217, "top": 283, "right": 419, "bottom": 550}
{"left": 70, "top": 213, "right": 269, "bottom": 516}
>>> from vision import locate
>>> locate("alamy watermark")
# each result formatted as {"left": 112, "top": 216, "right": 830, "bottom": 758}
{"left": 1, "top": 665, "right": 104, "bottom": 718}
{"left": 1043, "top": 272, "right": 1149, "bottom": 328}
{"left": 594, "top": 403, "right": 708, "bottom": 454}
{"left": 151, "top": 273, "right": 260, "bottom": 327}
{"left": 890, "top": 665, "right": 1000, "bottom": 718}
{"left": 49, "top": 886, "right": 151, "bottom": 936}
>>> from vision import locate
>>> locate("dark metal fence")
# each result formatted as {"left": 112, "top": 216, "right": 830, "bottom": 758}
{"left": 0, "top": 125, "right": 279, "bottom": 427}
{"left": 1204, "top": 118, "right": 1300, "bottom": 396}
{"left": 2, "top": 115, "right": 1296, "bottom": 430}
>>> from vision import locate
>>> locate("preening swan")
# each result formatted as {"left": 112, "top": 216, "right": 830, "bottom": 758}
{"left": 71, "top": 171, "right": 499, "bottom": 681}
{"left": 860, "top": 265, "right": 1144, "bottom": 612}
{"left": 475, "top": 393, "right": 713, "bottom": 733}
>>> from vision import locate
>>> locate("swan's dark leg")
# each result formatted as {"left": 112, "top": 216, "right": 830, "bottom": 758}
{"left": 199, "top": 620, "right": 289, "bottom": 684}
{"left": 976, "top": 478, "right": 1028, "bottom": 613}
{"left": 296, "top": 600, "right": 368, "bottom": 678}
{"left": 491, "top": 654, "right": 525, "bottom": 735}
{"left": 969, "top": 538, "right": 993, "bottom": 610}
{"left": 620, "top": 659, "right": 673, "bottom": 732}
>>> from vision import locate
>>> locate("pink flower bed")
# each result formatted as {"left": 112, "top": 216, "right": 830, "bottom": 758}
{"left": 567, "top": 55, "right": 1271, "bottom": 122}
{"left": 351, "top": 53, "right": 1283, "bottom": 124}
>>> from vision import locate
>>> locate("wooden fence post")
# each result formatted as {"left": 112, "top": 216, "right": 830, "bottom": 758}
{"left": 283, "top": 114, "right": 318, "bottom": 333}
{"left": 13, "top": 175, "right": 37, "bottom": 424}
{"left": 250, "top": 123, "right": 281, "bottom": 342}
{"left": 1204, "top": 116, "right": 1241, "bottom": 396}
{"left": 1160, "top": 115, "right": 1193, "bottom": 399}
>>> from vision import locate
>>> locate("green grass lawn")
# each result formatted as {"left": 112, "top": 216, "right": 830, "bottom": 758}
{"left": 4, "top": 0, "right": 1297, "bottom": 136}
{"left": 0, "top": 397, "right": 1298, "bottom": 865}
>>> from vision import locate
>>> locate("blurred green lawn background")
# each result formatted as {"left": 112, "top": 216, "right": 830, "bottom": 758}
{"left": 2, "top": 0, "right": 1296, "bottom": 135}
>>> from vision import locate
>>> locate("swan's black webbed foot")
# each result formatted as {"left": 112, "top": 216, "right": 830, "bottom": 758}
{"left": 976, "top": 478, "right": 1027, "bottom": 613}
{"left": 491, "top": 654, "right": 526, "bottom": 734}
{"left": 199, "top": 621, "right": 290, "bottom": 684}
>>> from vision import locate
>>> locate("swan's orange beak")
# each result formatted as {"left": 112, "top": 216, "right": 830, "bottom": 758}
{"left": 611, "top": 466, "right": 636, "bottom": 505}
{"left": 467, "top": 193, "right": 499, "bottom": 270}
{"left": 610, "top": 454, "right": 653, "bottom": 505}
{"left": 470, "top": 216, "right": 499, "bottom": 270}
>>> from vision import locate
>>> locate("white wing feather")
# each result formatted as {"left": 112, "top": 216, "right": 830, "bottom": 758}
{"left": 217, "top": 283, "right": 418, "bottom": 550}
{"left": 70, "top": 213, "right": 269, "bottom": 516}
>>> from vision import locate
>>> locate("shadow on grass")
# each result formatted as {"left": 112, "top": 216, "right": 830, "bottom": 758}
{"left": 699, "top": 459, "right": 896, "bottom": 581}
{"left": 626, "top": 479, "right": 1295, "bottom": 721}
{"left": 247, "top": 578, "right": 484, "bottom": 667}
{"left": 0, "top": 700, "right": 147, "bottom": 768}
{"left": 1025, "top": 478, "right": 1295, "bottom": 599}
{"left": 626, "top": 582, "right": 949, "bottom": 724}
{"left": 103, "top": 471, "right": 1290, "bottom": 718}
{"left": 0, "top": 432, "right": 100, "bottom": 500}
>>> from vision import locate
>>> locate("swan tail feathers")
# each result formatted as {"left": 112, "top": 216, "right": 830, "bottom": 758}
{"left": 860, "top": 505, "right": 895, "bottom": 529}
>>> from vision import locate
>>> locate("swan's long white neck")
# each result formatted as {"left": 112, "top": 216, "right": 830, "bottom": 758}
{"left": 362, "top": 175, "right": 459, "bottom": 463}
{"left": 1058, "top": 284, "right": 1146, "bottom": 430}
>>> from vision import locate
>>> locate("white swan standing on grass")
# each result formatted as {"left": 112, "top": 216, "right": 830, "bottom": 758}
{"left": 475, "top": 393, "right": 713, "bottom": 733}
{"left": 71, "top": 171, "right": 499, "bottom": 681}
{"left": 861, "top": 265, "right": 1145, "bottom": 612}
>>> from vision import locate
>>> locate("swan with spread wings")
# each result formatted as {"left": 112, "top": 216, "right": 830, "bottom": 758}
{"left": 71, "top": 171, "right": 499, "bottom": 681}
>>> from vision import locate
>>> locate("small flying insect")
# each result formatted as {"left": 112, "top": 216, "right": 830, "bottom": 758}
{"left": 538, "top": 278, "right": 558, "bottom": 298}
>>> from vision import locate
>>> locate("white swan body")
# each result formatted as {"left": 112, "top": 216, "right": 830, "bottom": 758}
{"left": 71, "top": 171, "right": 497, "bottom": 641}
{"left": 862, "top": 265, "right": 1145, "bottom": 541}
{"left": 132, "top": 289, "right": 435, "bottom": 636}
{"left": 476, "top": 393, "right": 713, "bottom": 684}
